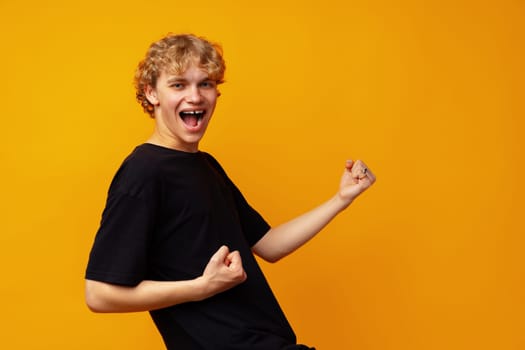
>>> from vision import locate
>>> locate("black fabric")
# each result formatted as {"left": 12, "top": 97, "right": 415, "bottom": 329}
{"left": 86, "top": 143, "right": 305, "bottom": 349}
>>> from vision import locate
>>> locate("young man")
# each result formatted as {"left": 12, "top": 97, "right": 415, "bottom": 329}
{"left": 85, "top": 34, "right": 375, "bottom": 350}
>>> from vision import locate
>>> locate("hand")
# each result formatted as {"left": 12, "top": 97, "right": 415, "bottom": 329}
{"left": 200, "top": 245, "right": 247, "bottom": 298}
{"left": 338, "top": 159, "right": 376, "bottom": 206}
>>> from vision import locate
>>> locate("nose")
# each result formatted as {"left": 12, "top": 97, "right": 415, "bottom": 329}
{"left": 186, "top": 86, "right": 203, "bottom": 104}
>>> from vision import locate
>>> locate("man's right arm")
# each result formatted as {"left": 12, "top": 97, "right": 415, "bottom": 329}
{"left": 85, "top": 245, "right": 246, "bottom": 313}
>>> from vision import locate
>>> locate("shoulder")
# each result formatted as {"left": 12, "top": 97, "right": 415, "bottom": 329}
{"left": 201, "top": 152, "right": 226, "bottom": 175}
{"left": 121, "top": 144, "right": 164, "bottom": 178}
{"left": 109, "top": 144, "right": 165, "bottom": 197}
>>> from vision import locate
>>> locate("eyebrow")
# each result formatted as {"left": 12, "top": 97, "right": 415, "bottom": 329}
{"left": 166, "top": 77, "right": 186, "bottom": 84}
{"left": 166, "top": 77, "right": 213, "bottom": 84}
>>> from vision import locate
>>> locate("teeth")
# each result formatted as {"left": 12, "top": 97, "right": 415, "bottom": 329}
{"left": 179, "top": 110, "right": 205, "bottom": 123}
{"left": 181, "top": 110, "right": 204, "bottom": 115}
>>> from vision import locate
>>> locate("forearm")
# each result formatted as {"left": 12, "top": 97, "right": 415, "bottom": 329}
{"left": 85, "top": 277, "right": 208, "bottom": 313}
{"left": 253, "top": 194, "right": 350, "bottom": 262}
{"left": 86, "top": 246, "right": 248, "bottom": 313}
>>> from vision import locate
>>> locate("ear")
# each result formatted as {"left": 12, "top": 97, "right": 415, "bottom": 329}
{"left": 144, "top": 85, "right": 159, "bottom": 106}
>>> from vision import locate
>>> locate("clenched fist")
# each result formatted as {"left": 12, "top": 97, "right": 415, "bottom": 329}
{"left": 338, "top": 159, "right": 376, "bottom": 206}
{"left": 200, "top": 245, "right": 247, "bottom": 298}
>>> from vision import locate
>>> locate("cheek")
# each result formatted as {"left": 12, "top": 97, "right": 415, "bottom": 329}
{"left": 207, "top": 93, "right": 218, "bottom": 106}
{"left": 161, "top": 94, "right": 183, "bottom": 109}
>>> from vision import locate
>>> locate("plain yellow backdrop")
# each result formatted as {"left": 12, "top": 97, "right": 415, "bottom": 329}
{"left": 1, "top": 0, "right": 523, "bottom": 349}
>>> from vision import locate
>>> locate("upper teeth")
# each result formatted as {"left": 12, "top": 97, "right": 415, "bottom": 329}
{"left": 181, "top": 110, "right": 204, "bottom": 115}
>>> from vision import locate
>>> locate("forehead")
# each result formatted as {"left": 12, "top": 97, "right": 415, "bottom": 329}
{"left": 161, "top": 64, "right": 210, "bottom": 80}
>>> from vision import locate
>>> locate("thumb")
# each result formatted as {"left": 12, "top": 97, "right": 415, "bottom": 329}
{"left": 226, "top": 251, "right": 243, "bottom": 269}
{"left": 345, "top": 159, "right": 354, "bottom": 171}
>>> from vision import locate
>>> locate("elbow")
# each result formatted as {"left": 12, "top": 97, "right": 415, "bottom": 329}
{"left": 86, "top": 300, "right": 104, "bottom": 313}
{"left": 256, "top": 251, "right": 285, "bottom": 264}
{"left": 85, "top": 296, "right": 105, "bottom": 313}
{"left": 252, "top": 233, "right": 290, "bottom": 263}
{"left": 263, "top": 255, "right": 282, "bottom": 264}
{"left": 253, "top": 249, "right": 280, "bottom": 263}
{"left": 85, "top": 280, "right": 111, "bottom": 313}
{"left": 253, "top": 246, "right": 288, "bottom": 263}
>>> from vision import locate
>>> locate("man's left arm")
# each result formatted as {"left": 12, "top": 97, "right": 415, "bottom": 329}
{"left": 252, "top": 159, "right": 376, "bottom": 263}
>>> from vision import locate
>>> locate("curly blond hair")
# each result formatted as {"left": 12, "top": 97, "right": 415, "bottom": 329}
{"left": 134, "top": 33, "right": 226, "bottom": 117}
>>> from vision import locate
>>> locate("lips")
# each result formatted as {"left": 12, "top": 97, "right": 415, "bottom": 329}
{"left": 179, "top": 110, "right": 205, "bottom": 127}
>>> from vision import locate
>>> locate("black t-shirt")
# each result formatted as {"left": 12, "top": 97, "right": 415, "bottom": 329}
{"left": 86, "top": 143, "right": 298, "bottom": 349}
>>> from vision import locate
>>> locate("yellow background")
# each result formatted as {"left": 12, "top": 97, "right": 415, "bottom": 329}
{"left": 1, "top": 0, "right": 523, "bottom": 349}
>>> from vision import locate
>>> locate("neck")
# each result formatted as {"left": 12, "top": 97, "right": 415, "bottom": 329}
{"left": 146, "top": 131, "right": 199, "bottom": 153}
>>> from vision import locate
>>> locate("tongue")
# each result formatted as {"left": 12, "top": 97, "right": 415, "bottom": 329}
{"left": 183, "top": 115, "right": 199, "bottom": 127}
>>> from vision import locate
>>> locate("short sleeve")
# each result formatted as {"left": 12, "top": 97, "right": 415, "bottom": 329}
{"left": 86, "top": 153, "right": 158, "bottom": 286}
{"left": 85, "top": 190, "right": 154, "bottom": 286}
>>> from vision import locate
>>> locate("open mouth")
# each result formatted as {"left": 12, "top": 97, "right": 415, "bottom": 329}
{"left": 179, "top": 110, "right": 205, "bottom": 127}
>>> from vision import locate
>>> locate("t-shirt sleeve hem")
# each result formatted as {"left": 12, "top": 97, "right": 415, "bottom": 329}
{"left": 85, "top": 270, "right": 143, "bottom": 287}
{"left": 247, "top": 221, "right": 271, "bottom": 247}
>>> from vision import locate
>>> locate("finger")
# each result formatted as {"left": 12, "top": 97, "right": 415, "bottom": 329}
{"left": 210, "top": 245, "right": 230, "bottom": 264}
{"left": 364, "top": 167, "right": 376, "bottom": 183}
{"left": 359, "top": 165, "right": 376, "bottom": 184}
{"left": 352, "top": 160, "right": 369, "bottom": 180}
{"left": 227, "top": 251, "right": 246, "bottom": 281}
{"left": 359, "top": 167, "right": 368, "bottom": 180}
{"left": 351, "top": 160, "right": 363, "bottom": 178}
{"left": 227, "top": 251, "right": 243, "bottom": 269}
{"left": 345, "top": 159, "right": 354, "bottom": 171}
{"left": 358, "top": 161, "right": 375, "bottom": 182}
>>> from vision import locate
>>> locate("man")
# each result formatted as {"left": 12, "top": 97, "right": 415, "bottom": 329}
{"left": 85, "top": 33, "right": 375, "bottom": 349}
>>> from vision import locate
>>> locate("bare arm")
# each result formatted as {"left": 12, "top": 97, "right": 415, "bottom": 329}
{"left": 86, "top": 245, "right": 246, "bottom": 313}
{"left": 252, "top": 160, "right": 376, "bottom": 263}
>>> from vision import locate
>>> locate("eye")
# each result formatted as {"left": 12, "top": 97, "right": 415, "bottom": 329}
{"left": 200, "top": 81, "right": 216, "bottom": 88}
{"left": 170, "top": 82, "right": 184, "bottom": 89}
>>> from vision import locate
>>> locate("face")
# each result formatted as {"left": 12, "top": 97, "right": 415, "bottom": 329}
{"left": 145, "top": 64, "right": 219, "bottom": 152}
